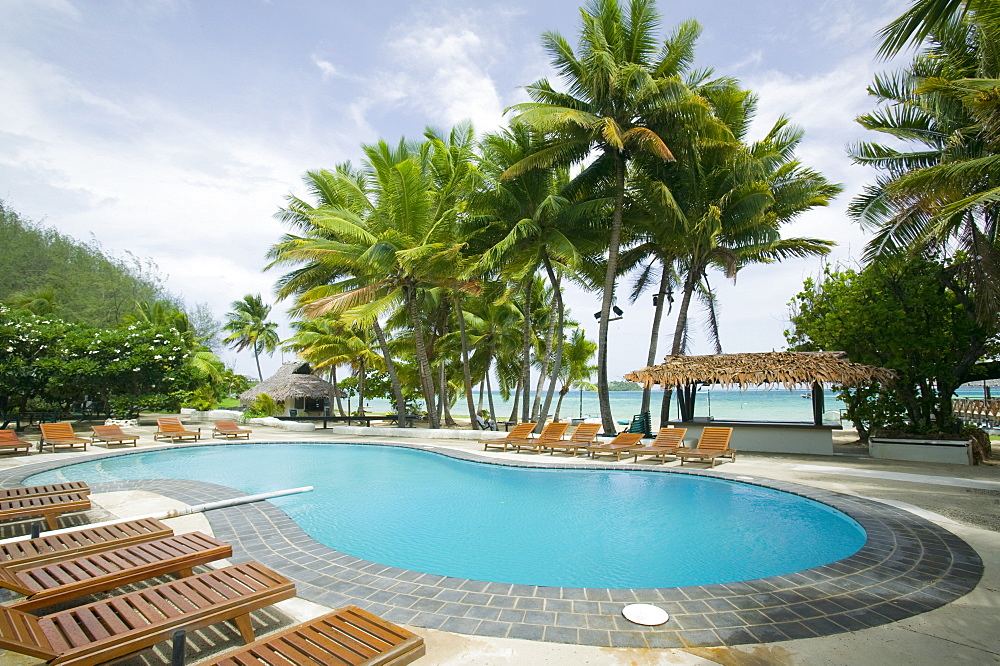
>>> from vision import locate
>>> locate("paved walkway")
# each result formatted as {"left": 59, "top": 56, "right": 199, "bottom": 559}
{"left": 0, "top": 422, "right": 996, "bottom": 665}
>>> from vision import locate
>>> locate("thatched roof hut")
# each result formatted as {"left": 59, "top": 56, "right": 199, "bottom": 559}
{"left": 625, "top": 351, "right": 895, "bottom": 390}
{"left": 239, "top": 362, "right": 345, "bottom": 415}
{"left": 625, "top": 351, "right": 895, "bottom": 425}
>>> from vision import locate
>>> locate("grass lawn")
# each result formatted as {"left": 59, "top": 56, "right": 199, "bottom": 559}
{"left": 215, "top": 398, "right": 240, "bottom": 409}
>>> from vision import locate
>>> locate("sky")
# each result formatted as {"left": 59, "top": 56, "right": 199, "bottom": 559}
{"left": 0, "top": 0, "right": 911, "bottom": 381}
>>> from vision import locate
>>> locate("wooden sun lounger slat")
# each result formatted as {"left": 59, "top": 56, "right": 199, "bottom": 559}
{"left": 480, "top": 423, "right": 537, "bottom": 451}
{"left": 6, "top": 532, "right": 232, "bottom": 611}
{"left": 90, "top": 425, "right": 139, "bottom": 447}
{"left": 509, "top": 422, "right": 569, "bottom": 453}
{"left": 0, "top": 563, "right": 296, "bottom": 666}
{"left": 675, "top": 427, "right": 737, "bottom": 468}
{"left": 0, "top": 492, "right": 92, "bottom": 531}
{"left": 213, "top": 421, "right": 253, "bottom": 440}
{"left": 0, "top": 430, "right": 33, "bottom": 455}
{"left": 38, "top": 423, "right": 89, "bottom": 452}
{"left": 208, "top": 605, "right": 426, "bottom": 666}
{"left": 72, "top": 606, "right": 113, "bottom": 643}
{"left": 629, "top": 428, "right": 688, "bottom": 463}
{"left": 542, "top": 423, "right": 600, "bottom": 455}
{"left": 0, "top": 518, "right": 173, "bottom": 571}
{"left": 588, "top": 433, "right": 645, "bottom": 461}
{"left": 0, "top": 483, "right": 90, "bottom": 501}
{"left": 154, "top": 417, "right": 201, "bottom": 442}
{"left": 90, "top": 602, "right": 130, "bottom": 636}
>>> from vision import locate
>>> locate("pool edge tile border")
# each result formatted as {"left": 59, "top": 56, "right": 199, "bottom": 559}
{"left": 1, "top": 439, "right": 985, "bottom": 649}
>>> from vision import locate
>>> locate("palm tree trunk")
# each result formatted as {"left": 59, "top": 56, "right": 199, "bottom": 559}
{"left": 508, "top": 374, "right": 522, "bottom": 424}
{"left": 455, "top": 296, "right": 478, "bottom": 429}
{"left": 554, "top": 385, "right": 570, "bottom": 422}
{"left": 641, "top": 267, "right": 671, "bottom": 414}
{"left": 661, "top": 266, "right": 699, "bottom": 424}
{"left": 357, "top": 359, "right": 366, "bottom": 416}
{"left": 597, "top": 151, "right": 626, "bottom": 435}
{"left": 520, "top": 277, "right": 533, "bottom": 426}
{"left": 538, "top": 257, "right": 564, "bottom": 425}
{"left": 531, "top": 287, "right": 559, "bottom": 421}
{"left": 331, "top": 365, "right": 346, "bottom": 416}
{"left": 406, "top": 281, "right": 440, "bottom": 428}
{"left": 671, "top": 266, "right": 699, "bottom": 355}
{"left": 253, "top": 348, "right": 263, "bottom": 382}
{"left": 486, "top": 371, "right": 497, "bottom": 426}
{"left": 372, "top": 319, "right": 406, "bottom": 426}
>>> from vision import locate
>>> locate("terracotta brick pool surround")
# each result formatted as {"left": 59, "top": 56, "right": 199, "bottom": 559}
{"left": 0, "top": 440, "right": 984, "bottom": 648}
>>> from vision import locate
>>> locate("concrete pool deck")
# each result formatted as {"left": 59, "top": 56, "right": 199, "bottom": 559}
{"left": 0, "top": 423, "right": 996, "bottom": 665}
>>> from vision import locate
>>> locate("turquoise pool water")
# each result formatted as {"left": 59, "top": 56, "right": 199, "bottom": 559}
{"left": 28, "top": 444, "right": 866, "bottom": 588}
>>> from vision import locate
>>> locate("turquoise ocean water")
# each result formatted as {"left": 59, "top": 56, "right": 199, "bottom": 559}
{"left": 355, "top": 386, "right": 988, "bottom": 429}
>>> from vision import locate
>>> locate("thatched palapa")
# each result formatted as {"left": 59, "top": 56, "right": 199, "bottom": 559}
{"left": 625, "top": 351, "right": 895, "bottom": 390}
{"left": 239, "top": 361, "right": 346, "bottom": 416}
{"left": 626, "top": 351, "right": 895, "bottom": 425}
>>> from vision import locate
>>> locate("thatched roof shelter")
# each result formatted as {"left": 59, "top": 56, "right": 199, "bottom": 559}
{"left": 625, "top": 351, "right": 895, "bottom": 390}
{"left": 625, "top": 351, "right": 895, "bottom": 425}
{"left": 239, "top": 361, "right": 346, "bottom": 406}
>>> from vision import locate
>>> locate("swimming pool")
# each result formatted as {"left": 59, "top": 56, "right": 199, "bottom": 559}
{"left": 28, "top": 443, "right": 865, "bottom": 588}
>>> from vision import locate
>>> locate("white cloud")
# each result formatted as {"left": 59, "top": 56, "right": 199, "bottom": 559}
{"left": 349, "top": 12, "right": 508, "bottom": 134}
{"left": 312, "top": 55, "right": 340, "bottom": 80}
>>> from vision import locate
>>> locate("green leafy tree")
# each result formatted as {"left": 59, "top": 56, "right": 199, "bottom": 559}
{"left": 786, "top": 258, "right": 996, "bottom": 437}
{"left": 223, "top": 294, "right": 279, "bottom": 381}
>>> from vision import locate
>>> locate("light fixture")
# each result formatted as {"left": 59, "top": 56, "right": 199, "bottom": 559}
{"left": 596, "top": 307, "right": 624, "bottom": 322}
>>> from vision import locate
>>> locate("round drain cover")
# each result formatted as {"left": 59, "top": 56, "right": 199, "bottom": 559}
{"left": 621, "top": 603, "right": 669, "bottom": 626}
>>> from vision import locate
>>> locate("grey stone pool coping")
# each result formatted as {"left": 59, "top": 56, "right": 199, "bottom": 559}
{"left": 0, "top": 440, "right": 984, "bottom": 649}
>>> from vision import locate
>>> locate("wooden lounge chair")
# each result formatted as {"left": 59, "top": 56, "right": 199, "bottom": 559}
{"left": 675, "top": 426, "right": 736, "bottom": 468}
{"left": 588, "top": 432, "right": 645, "bottom": 461}
{"left": 0, "top": 492, "right": 92, "bottom": 531}
{"left": 213, "top": 420, "right": 253, "bottom": 440}
{"left": 0, "top": 430, "right": 33, "bottom": 455}
{"left": 542, "top": 422, "right": 601, "bottom": 456}
{"left": 629, "top": 427, "right": 689, "bottom": 463}
{"left": 511, "top": 422, "right": 569, "bottom": 453}
{"left": 0, "top": 518, "right": 173, "bottom": 570}
{"left": 208, "top": 604, "right": 426, "bottom": 666}
{"left": 90, "top": 424, "right": 139, "bottom": 447}
{"left": 0, "top": 531, "right": 233, "bottom": 611}
{"left": 0, "top": 482, "right": 90, "bottom": 501}
{"left": 480, "top": 422, "right": 537, "bottom": 452}
{"left": 154, "top": 416, "right": 201, "bottom": 442}
{"left": 0, "top": 561, "right": 296, "bottom": 666}
{"left": 38, "top": 423, "right": 89, "bottom": 452}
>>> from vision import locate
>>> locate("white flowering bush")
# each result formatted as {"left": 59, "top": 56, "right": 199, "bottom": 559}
{"left": 0, "top": 306, "right": 196, "bottom": 417}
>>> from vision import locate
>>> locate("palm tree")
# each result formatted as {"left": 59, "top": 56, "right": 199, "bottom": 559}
{"left": 506, "top": 3, "right": 719, "bottom": 434}
{"left": 468, "top": 123, "right": 605, "bottom": 428}
{"left": 851, "top": 9, "right": 1000, "bottom": 321}
{"left": 272, "top": 164, "right": 409, "bottom": 424}
{"left": 627, "top": 80, "right": 839, "bottom": 420}
{"left": 269, "top": 127, "right": 480, "bottom": 428}
{"left": 553, "top": 328, "right": 598, "bottom": 421}
{"left": 222, "top": 294, "right": 279, "bottom": 381}
{"left": 877, "top": 0, "right": 993, "bottom": 57}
